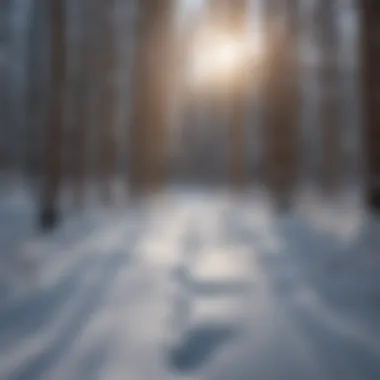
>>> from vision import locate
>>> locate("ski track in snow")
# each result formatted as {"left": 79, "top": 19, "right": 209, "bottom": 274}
{"left": 0, "top": 188, "right": 380, "bottom": 380}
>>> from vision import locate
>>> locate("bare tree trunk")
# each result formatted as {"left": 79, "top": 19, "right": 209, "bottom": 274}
{"left": 0, "top": 1, "right": 12, "bottom": 173}
{"left": 129, "top": 0, "right": 173, "bottom": 195}
{"left": 361, "top": 0, "right": 380, "bottom": 210}
{"left": 26, "top": 1, "right": 41, "bottom": 178}
{"left": 96, "top": 0, "right": 117, "bottom": 204}
{"left": 40, "top": 0, "right": 67, "bottom": 229}
{"left": 26, "top": 0, "right": 52, "bottom": 202}
{"left": 263, "top": 0, "right": 300, "bottom": 208}
{"left": 70, "top": 0, "right": 95, "bottom": 208}
{"left": 317, "top": 0, "right": 341, "bottom": 194}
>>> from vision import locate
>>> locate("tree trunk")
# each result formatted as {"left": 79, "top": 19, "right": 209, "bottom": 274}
{"left": 228, "top": 0, "right": 249, "bottom": 189}
{"left": 40, "top": 0, "right": 67, "bottom": 229}
{"left": 129, "top": 0, "right": 173, "bottom": 194}
{"left": 361, "top": 0, "right": 380, "bottom": 209}
{"left": 96, "top": 0, "right": 117, "bottom": 204}
{"left": 0, "top": 1, "right": 12, "bottom": 172}
{"left": 70, "top": 0, "right": 96, "bottom": 208}
{"left": 316, "top": 0, "right": 341, "bottom": 194}
{"left": 263, "top": 0, "right": 300, "bottom": 208}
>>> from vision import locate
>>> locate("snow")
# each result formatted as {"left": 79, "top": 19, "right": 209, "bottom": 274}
{"left": 0, "top": 186, "right": 380, "bottom": 380}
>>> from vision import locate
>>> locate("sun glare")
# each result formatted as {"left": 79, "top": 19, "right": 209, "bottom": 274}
{"left": 188, "top": 27, "right": 261, "bottom": 89}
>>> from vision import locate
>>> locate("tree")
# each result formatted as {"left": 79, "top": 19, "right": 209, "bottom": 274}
{"left": 40, "top": 0, "right": 67, "bottom": 229}
{"left": 227, "top": 0, "right": 250, "bottom": 188}
{"left": 96, "top": 0, "right": 117, "bottom": 204}
{"left": 0, "top": 1, "right": 12, "bottom": 173}
{"left": 70, "top": 0, "right": 96, "bottom": 208}
{"left": 361, "top": 0, "right": 380, "bottom": 210}
{"left": 263, "top": 0, "right": 300, "bottom": 208}
{"left": 316, "top": 0, "right": 342, "bottom": 193}
{"left": 129, "top": 0, "right": 174, "bottom": 194}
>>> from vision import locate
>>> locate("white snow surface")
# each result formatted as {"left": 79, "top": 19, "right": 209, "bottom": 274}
{"left": 0, "top": 185, "right": 380, "bottom": 380}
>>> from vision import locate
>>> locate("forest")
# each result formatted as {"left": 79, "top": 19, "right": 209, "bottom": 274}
{"left": 0, "top": 1, "right": 380, "bottom": 380}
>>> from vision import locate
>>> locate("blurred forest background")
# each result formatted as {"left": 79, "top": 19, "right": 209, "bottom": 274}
{"left": 2, "top": 4, "right": 380, "bottom": 379}
{"left": 0, "top": 0, "right": 363, "bottom": 204}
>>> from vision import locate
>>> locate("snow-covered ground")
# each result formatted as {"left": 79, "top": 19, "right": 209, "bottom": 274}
{"left": 0, "top": 185, "right": 380, "bottom": 380}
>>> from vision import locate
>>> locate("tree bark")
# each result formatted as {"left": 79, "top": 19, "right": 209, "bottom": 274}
{"left": 70, "top": 0, "right": 96, "bottom": 208}
{"left": 40, "top": 0, "right": 67, "bottom": 229}
{"left": 0, "top": 1, "right": 12, "bottom": 172}
{"left": 263, "top": 0, "right": 300, "bottom": 208}
{"left": 361, "top": 0, "right": 380, "bottom": 209}
{"left": 129, "top": 0, "right": 174, "bottom": 194}
{"left": 316, "top": 0, "right": 341, "bottom": 194}
{"left": 227, "top": 0, "right": 249, "bottom": 189}
{"left": 96, "top": 0, "right": 117, "bottom": 204}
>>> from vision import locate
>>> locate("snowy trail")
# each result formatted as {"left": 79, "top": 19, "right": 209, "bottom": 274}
{"left": 0, "top": 190, "right": 380, "bottom": 379}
